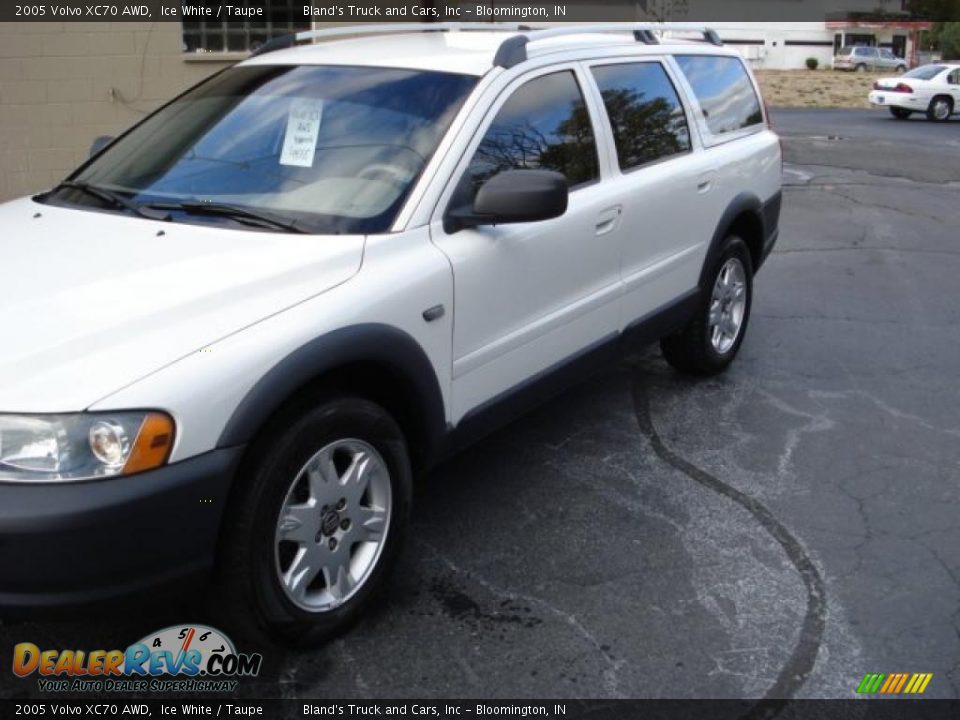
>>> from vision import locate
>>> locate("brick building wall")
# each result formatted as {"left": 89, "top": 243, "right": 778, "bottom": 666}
{"left": 0, "top": 22, "right": 234, "bottom": 202}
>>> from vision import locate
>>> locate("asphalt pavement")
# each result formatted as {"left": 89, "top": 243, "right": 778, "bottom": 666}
{"left": 1, "top": 108, "right": 958, "bottom": 701}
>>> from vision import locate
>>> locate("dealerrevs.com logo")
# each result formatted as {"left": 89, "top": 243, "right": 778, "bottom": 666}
{"left": 12, "top": 625, "right": 262, "bottom": 693}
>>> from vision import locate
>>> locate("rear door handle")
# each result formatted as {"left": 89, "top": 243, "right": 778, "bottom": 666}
{"left": 596, "top": 205, "right": 623, "bottom": 236}
{"left": 697, "top": 171, "right": 717, "bottom": 194}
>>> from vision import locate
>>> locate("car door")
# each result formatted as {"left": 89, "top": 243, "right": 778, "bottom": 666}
{"left": 429, "top": 66, "right": 621, "bottom": 423}
{"left": 947, "top": 68, "right": 960, "bottom": 106}
{"left": 582, "top": 57, "right": 716, "bottom": 333}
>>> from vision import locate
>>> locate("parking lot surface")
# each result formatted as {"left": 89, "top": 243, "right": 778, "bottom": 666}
{"left": 1, "top": 108, "right": 958, "bottom": 700}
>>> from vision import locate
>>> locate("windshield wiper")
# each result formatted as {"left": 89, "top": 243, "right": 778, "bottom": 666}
{"left": 146, "top": 201, "right": 306, "bottom": 234}
{"left": 53, "top": 181, "right": 170, "bottom": 221}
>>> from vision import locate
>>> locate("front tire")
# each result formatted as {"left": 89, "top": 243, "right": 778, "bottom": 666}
{"left": 661, "top": 236, "right": 753, "bottom": 376}
{"left": 215, "top": 397, "right": 412, "bottom": 646}
{"left": 890, "top": 107, "right": 911, "bottom": 120}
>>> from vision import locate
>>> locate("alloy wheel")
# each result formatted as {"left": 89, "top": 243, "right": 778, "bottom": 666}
{"left": 708, "top": 258, "right": 748, "bottom": 355}
{"left": 274, "top": 439, "right": 391, "bottom": 612}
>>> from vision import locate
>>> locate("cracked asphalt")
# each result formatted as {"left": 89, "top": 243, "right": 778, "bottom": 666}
{"left": 1, "top": 108, "right": 958, "bottom": 701}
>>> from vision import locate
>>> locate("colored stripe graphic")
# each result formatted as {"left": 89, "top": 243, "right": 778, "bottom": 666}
{"left": 857, "top": 672, "right": 932, "bottom": 694}
{"left": 893, "top": 673, "right": 909, "bottom": 693}
{"left": 905, "top": 673, "right": 933, "bottom": 694}
{"left": 879, "top": 674, "right": 897, "bottom": 693}
{"left": 856, "top": 673, "right": 885, "bottom": 693}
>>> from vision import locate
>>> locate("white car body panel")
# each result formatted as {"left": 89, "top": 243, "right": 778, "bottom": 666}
{"left": 242, "top": 31, "right": 504, "bottom": 76}
{"left": 0, "top": 198, "right": 364, "bottom": 413}
{"left": 582, "top": 55, "right": 714, "bottom": 330}
{"left": 94, "top": 226, "right": 454, "bottom": 462}
{"left": 427, "top": 62, "right": 623, "bottom": 421}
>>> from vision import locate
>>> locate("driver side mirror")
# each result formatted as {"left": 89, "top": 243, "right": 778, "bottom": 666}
{"left": 445, "top": 169, "right": 568, "bottom": 233}
{"left": 89, "top": 135, "right": 114, "bottom": 158}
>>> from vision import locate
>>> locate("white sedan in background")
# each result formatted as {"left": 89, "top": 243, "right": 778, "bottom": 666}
{"left": 868, "top": 63, "right": 960, "bottom": 121}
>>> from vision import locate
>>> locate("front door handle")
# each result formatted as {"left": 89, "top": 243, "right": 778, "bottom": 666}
{"left": 596, "top": 205, "right": 623, "bottom": 236}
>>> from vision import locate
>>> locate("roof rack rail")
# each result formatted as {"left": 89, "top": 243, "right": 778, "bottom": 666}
{"left": 249, "top": 22, "right": 723, "bottom": 68}
{"left": 250, "top": 22, "right": 532, "bottom": 57}
{"left": 493, "top": 23, "right": 723, "bottom": 68}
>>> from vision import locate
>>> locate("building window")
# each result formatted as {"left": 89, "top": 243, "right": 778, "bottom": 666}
{"left": 182, "top": 1, "right": 311, "bottom": 54}
{"left": 845, "top": 33, "right": 876, "bottom": 47}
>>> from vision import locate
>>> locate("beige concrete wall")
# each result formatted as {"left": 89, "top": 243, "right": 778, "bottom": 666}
{"left": 0, "top": 22, "right": 236, "bottom": 202}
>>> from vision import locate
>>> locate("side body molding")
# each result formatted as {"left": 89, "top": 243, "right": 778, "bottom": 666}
{"left": 217, "top": 324, "right": 447, "bottom": 462}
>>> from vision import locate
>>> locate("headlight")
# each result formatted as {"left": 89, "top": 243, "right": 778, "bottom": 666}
{"left": 0, "top": 412, "right": 175, "bottom": 482}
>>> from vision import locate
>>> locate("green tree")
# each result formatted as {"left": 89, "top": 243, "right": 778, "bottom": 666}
{"left": 904, "top": 0, "right": 960, "bottom": 21}
{"left": 940, "top": 22, "right": 960, "bottom": 59}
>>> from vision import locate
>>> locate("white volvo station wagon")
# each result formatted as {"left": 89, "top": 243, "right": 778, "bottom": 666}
{"left": 0, "top": 23, "right": 781, "bottom": 643}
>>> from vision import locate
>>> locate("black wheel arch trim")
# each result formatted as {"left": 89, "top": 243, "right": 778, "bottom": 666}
{"left": 216, "top": 324, "right": 447, "bottom": 465}
{"left": 699, "top": 191, "right": 781, "bottom": 287}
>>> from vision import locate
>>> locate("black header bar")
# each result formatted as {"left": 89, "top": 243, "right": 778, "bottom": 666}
{"left": 1, "top": 0, "right": 953, "bottom": 23}
{"left": 2, "top": 699, "right": 960, "bottom": 720}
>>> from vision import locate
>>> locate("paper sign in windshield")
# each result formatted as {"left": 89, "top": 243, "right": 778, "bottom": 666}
{"left": 280, "top": 99, "right": 323, "bottom": 167}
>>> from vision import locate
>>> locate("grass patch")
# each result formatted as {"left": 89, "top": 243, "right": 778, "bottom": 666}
{"left": 754, "top": 69, "right": 881, "bottom": 109}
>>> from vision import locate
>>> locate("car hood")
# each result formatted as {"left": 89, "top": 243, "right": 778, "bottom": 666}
{"left": 0, "top": 198, "right": 365, "bottom": 412}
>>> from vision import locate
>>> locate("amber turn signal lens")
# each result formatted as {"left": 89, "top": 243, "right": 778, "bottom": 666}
{"left": 123, "top": 412, "right": 175, "bottom": 475}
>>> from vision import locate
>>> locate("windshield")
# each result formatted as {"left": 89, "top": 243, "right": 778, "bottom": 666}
{"left": 904, "top": 65, "right": 946, "bottom": 80}
{"left": 49, "top": 65, "right": 477, "bottom": 234}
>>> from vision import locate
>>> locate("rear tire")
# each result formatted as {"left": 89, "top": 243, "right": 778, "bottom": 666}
{"left": 214, "top": 397, "right": 412, "bottom": 647}
{"left": 855, "top": 64, "right": 867, "bottom": 73}
{"left": 661, "top": 236, "right": 753, "bottom": 376}
{"left": 927, "top": 95, "right": 953, "bottom": 122}
{"left": 889, "top": 107, "right": 911, "bottom": 120}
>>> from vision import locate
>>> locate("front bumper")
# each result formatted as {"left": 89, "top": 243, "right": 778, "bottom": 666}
{"left": 0, "top": 446, "right": 243, "bottom": 609}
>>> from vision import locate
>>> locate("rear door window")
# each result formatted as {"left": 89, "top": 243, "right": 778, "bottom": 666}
{"left": 590, "top": 61, "right": 691, "bottom": 170}
{"left": 674, "top": 55, "right": 763, "bottom": 136}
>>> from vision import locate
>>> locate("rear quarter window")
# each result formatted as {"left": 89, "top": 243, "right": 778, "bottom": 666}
{"left": 674, "top": 55, "right": 763, "bottom": 137}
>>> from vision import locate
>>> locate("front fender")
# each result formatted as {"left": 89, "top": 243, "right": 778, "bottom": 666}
{"left": 217, "top": 323, "right": 447, "bottom": 460}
